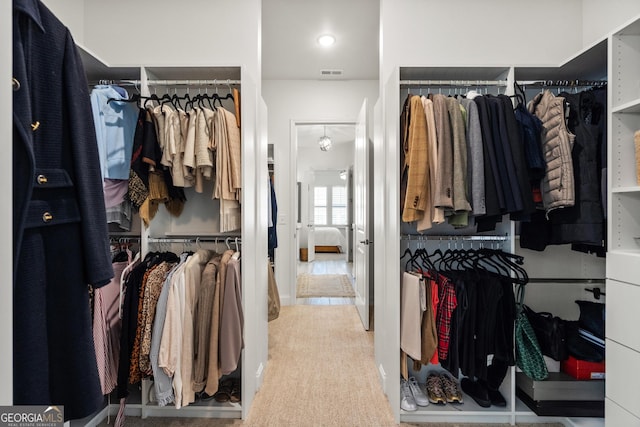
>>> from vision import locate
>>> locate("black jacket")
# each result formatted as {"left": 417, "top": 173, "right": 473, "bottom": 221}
{"left": 13, "top": 0, "right": 113, "bottom": 419}
{"left": 550, "top": 91, "right": 604, "bottom": 246}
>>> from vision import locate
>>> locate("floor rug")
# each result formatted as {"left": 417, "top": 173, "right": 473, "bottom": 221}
{"left": 296, "top": 273, "right": 355, "bottom": 297}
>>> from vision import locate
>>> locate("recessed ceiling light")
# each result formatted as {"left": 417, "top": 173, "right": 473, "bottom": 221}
{"left": 317, "top": 34, "right": 336, "bottom": 47}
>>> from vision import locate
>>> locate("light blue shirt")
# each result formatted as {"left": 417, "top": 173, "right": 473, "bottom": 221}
{"left": 90, "top": 85, "right": 139, "bottom": 180}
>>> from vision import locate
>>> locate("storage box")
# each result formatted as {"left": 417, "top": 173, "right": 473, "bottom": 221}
{"left": 516, "top": 372, "right": 605, "bottom": 401}
{"left": 561, "top": 355, "right": 606, "bottom": 380}
{"left": 516, "top": 387, "right": 604, "bottom": 417}
{"left": 300, "top": 248, "right": 308, "bottom": 262}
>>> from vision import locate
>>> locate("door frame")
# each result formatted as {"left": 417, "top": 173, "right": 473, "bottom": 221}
{"left": 288, "top": 119, "right": 357, "bottom": 304}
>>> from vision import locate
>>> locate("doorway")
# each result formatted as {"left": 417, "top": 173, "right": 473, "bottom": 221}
{"left": 287, "top": 98, "right": 371, "bottom": 330}
{"left": 293, "top": 122, "right": 356, "bottom": 306}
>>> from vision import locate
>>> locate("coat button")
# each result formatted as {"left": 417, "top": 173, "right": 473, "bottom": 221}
{"left": 42, "top": 212, "right": 53, "bottom": 223}
{"left": 12, "top": 78, "right": 20, "bottom": 91}
{"left": 37, "top": 174, "right": 48, "bottom": 185}
{"left": 31, "top": 121, "right": 40, "bottom": 131}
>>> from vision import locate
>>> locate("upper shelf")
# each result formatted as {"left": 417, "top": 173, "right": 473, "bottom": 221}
{"left": 78, "top": 44, "right": 139, "bottom": 83}
{"left": 399, "top": 66, "right": 510, "bottom": 82}
{"left": 612, "top": 98, "right": 640, "bottom": 114}
{"left": 77, "top": 44, "right": 241, "bottom": 84}
{"left": 515, "top": 39, "right": 607, "bottom": 81}
{"left": 616, "top": 15, "right": 640, "bottom": 36}
{"left": 144, "top": 66, "right": 241, "bottom": 81}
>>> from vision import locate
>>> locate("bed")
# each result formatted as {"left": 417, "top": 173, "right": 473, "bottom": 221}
{"left": 314, "top": 227, "right": 346, "bottom": 253}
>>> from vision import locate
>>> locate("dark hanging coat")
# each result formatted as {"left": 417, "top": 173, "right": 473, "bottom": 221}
{"left": 13, "top": 0, "right": 113, "bottom": 420}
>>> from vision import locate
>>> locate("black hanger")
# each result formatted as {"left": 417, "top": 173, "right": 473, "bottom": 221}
{"left": 417, "top": 247, "right": 439, "bottom": 276}
{"left": 214, "top": 92, "right": 234, "bottom": 108}
{"left": 472, "top": 248, "right": 510, "bottom": 278}
{"left": 107, "top": 93, "right": 141, "bottom": 105}
{"left": 201, "top": 93, "right": 215, "bottom": 110}
{"left": 514, "top": 81, "right": 528, "bottom": 105}
{"left": 475, "top": 248, "right": 528, "bottom": 284}
{"left": 171, "top": 93, "right": 185, "bottom": 110}
{"left": 507, "top": 93, "right": 524, "bottom": 106}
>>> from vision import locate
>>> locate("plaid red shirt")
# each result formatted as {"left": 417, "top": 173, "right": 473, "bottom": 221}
{"left": 436, "top": 274, "right": 457, "bottom": 361}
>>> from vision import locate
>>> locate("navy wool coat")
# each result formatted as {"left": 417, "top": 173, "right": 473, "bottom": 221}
{"left": 13, "top": 0, "right": 114, "bottom": 420}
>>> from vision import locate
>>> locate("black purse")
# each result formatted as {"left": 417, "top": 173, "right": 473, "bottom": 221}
{"left": 523, "top": 305, "right": 569, "bottom": 361}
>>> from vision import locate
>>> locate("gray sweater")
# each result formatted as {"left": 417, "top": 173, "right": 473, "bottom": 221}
{"left": 461, "top": 98, "right": 486, "bottom": 216}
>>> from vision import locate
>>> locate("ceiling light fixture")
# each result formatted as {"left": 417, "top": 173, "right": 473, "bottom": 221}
{"left": 318, "top": 126, "right": 332, "bottom": 151}
{"left": 317, "top": 34, "right": 336, "bottom": 47}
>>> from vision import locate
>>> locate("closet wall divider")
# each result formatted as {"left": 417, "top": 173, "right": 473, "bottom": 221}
{"left": 379, "top": 35, "right": 612, "bottom": 423}
{"left": 606, "top": 15, "right": 640, "bottom": 427}
{"left": 79, "top": 47, "right": 268, "bottom": 425}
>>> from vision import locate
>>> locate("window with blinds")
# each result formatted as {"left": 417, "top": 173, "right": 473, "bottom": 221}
{"left": 314, "top": 186, "right": 327, "bottom": 225}
{"left": 313, "top": 185, "right": 347, "bottom": 226}
{"left": 331, "top": 186, "right": 347, "bottom": 225}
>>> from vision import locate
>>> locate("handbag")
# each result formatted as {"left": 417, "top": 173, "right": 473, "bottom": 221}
{"left": 267, "top": 262, "right": 281, "bottom": 322}
{"left": 515, "top": 285, "right": 549, "bottom": 381}
{"left": 523, "top": 305, "right": 568, "bottom": 361}
{"left": 565, "top": 299, "right": 606, "bottom": 362}
{"left": 575, "top": 300, "right": 605, "bottom": 339}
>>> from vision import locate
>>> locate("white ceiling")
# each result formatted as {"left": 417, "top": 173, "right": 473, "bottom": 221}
{"left": 262, "top": 0, "right": 379, "bottom": 80}
{"left": 296, "top": 124, "right": 355, "bottom": 149}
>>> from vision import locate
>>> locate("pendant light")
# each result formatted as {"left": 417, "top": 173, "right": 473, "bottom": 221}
{"left": 318, "top": 126, "right": 332, "bottom": 151}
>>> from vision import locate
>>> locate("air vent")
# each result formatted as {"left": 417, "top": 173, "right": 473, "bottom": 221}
{"left": 319, "top": 69, "right": 344, "bottom": 79}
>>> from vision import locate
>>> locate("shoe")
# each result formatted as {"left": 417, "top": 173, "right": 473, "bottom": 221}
{"left": 487, "top": 388, "right": 506, "bottom": 407}
{"left": 407, "top": 377, "right": 429, "bottom": 407}
{"left": 460, "top": 378, "right": 491, "bottom": 408}
{"left": 400, "top": 379, "right": 417, "bottom": 411}
{"left": 229, "top": 378, "right": 241, "bottom": 403}
{"left": 439, "top": 372, "right": 463, "bottom": 404}
{"left": 426, "top": 373, "right": 447, "bottom": 404}
{"left": 213, "top": 379, "right": 233, "bottom": 403}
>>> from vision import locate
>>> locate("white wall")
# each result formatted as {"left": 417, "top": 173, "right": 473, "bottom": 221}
{"left": 312, "top": 169, "right": 349, "bottom": 186}
{"left": 380, "top": 0, "right": 583, "bottom": 85}
{"left": 41, "top": 0, "right": 85, "bottom": 44}
{"left": 263, "top": 79, "right": 378, "bottom": 305}
{"left": 83, "top": 0, "right": 258, "bottom": 77}
{"left": 297, "top": 145, "right": 353, "bottom": 180}
{"left": 582, "top": 0, "right": 640, "bottom": 46}
{"left": 1, "top": 0, "right": 12, "bottom": 406}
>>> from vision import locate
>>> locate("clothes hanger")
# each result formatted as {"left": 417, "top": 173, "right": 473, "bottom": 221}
{"left": 491, "top": 249, "right": 528, "bottom": 285}
{"left": 171, "top": 93, "right": 185, "bottom": 110}
{"left": 107, "top": 93, "right": 140, "bottom": 105}
{"left": 472, "top": 247, "right": 510, "bottom": 278}
{"left": 400, "top": 247, "right": 414, "bottom": 261}
{"left": 214, "top": 92, "right": 234, "bottom": 108}
{"left": 416, "top": 247, "right": 438, "bottom": 275}
{"left": 507, "top": 93, "right": 524, "bottom": 106}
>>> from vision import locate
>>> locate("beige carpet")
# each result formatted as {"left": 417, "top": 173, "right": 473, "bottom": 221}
{"left": 245, "top": 305, "right": 394, "bottom": 426}
{"left": 97, "top": 306, "right": 565, "bottom": 427}
{"left": 296, "top": 273, "right": 355, "bottom": 298}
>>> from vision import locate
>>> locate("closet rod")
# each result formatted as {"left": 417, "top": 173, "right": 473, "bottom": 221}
{"left": 147, "top": 236, "right": 241, "bottom": 244}
{"left": 88, "top": 79, "right": 139, "bottom": 86}
{"left": 400, "top": 234, "right": 508, "bottom": 241}
{"left": 146, "top": 79, "right": 241, "bottom": 87}
{"left": 527, "top": 278, "right": 605, "bottom": 284}
{"left": 110, "top": 236, "right": 141, "bottom": 242}
{"left": 516, "top": 79, "right": 607, "bottom": 87}
{"left": 89, "top": 79, "right": 241, "bottom": 87}
{"left": 399, "top": 79, "right": 508, "bottom": 87}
